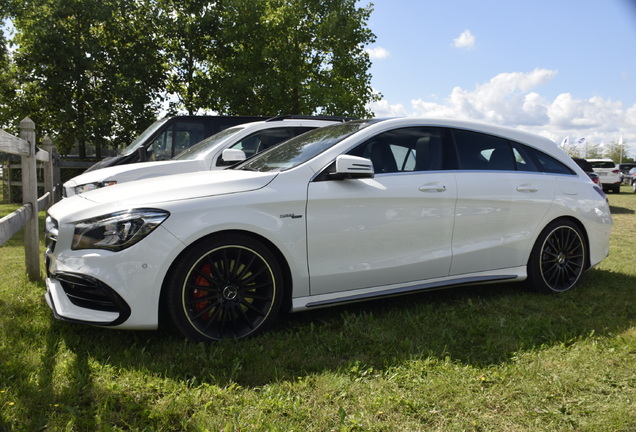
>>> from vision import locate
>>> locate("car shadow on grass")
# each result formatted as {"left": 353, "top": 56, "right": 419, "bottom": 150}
{"left": 609, "top": 204, "right": 635, "bottom": 215}
{"left": 45, "top": 268, "right": 636, "bottom": 389}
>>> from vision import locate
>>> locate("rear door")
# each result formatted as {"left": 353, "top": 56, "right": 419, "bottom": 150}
{"left": 449, "top": 129, "right": 556, "bottom": 275}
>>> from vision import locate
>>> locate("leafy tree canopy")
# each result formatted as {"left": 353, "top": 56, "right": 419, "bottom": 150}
{"left": 1, "top": 0, "right": 378, "bottom": 156}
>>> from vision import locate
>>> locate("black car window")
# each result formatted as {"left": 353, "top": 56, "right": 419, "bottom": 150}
{"left": 348, "top": 127, "right": 444, "bottom": 174}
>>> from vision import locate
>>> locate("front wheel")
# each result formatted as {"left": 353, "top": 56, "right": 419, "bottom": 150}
{"left": 526, "top": 220, "right": 586, "bottom": 293}
{"left": 165, "top": 233, "right": 284, "bottom": 342}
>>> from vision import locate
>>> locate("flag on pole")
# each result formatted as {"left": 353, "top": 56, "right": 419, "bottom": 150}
{"left": 576, "top": 137, "right": 586, "bottom": 146}
{"left": 560, "top": 136, "right": 570, "bottom": 148}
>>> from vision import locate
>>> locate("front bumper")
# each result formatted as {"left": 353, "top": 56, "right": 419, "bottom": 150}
{"left": 45, "top": 272, "right": 130, "bottom": 326}
{"left": 44, "top": 221, "right": 185, "bottom": 330}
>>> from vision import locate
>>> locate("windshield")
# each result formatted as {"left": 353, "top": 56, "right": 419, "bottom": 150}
{"left": 120, "top": 118, "right": 170, "bottom": 156}
{"left": 234, "top": 120, "right": 372, "bottom": 172}
{"left": 172, "top": 126, "right": 246, "bottom": 160}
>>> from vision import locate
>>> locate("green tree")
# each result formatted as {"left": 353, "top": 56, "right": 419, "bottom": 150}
{"left": 158, "top": 0, "right": 222, "bottom": 115}
{"left": 603, "top": 139, "right": 630, "bottom": 163}
{"left": 212, "top": 0, "right": 379, "bottom": 117}
{"left": 3, "top": 0, "right": 379, "bottom": 156}
{"left": 0, "top": 22, "right": 16, "bottom": 130}
{"left": 8, "top": 0, "right": 166, "bottom": 156}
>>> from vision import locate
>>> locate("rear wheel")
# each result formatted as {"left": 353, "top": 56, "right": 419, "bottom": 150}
{"left": 526, "top": 220, "right": 586, "bottom": 293}
{"left": 165, "top": 233, "right": 283, "bottom": 342}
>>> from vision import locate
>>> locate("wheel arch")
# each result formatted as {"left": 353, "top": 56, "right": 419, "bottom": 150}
{"left": 537, "top": 215, "right": 592, "bottom": 271}
{"left": 158, "top": 229, "right": 294, "bottom": 326}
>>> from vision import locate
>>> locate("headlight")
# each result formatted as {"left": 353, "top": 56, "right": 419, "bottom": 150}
{"left": 75, "top": 181, "right": 117, "bottom": 194}
{"left": 72, "top": 209, "right": 170, "bottom": 251}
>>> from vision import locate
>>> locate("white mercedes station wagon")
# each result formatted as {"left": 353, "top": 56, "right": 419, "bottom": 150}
{"left": 44, "top": 118, "right": 612, "bottom": 342}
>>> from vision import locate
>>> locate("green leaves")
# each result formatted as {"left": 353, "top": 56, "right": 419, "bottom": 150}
{"left": 212, "top": 0, "right": 379, "bottom": 117}
{"left": 1, "top": 0, "right": 379, "bottom": 156}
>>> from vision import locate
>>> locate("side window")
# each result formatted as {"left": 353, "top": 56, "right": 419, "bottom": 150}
{"left": 147, "top": 129, "right": 172, "bottom": 161}
{"left": 219, "top": 127, "right": 301, "bottom": 165}
{"left": 510, "top": 143, "right": 540, "bottom": 172}
{"left": 451, "top": 129, "right": 516, "bottom": 171}
{"left": 292, "top": 127, "right": 316, "bottom": 137}
{"left": 348, "top": 127, "right": 444, "bottom": 174}
{"left": 147, "top": 121, "right": 205, "bottom": 161}
{"left": 524, "top": 146, "right": 574, "bottom": 175}
{"left": 172, "top": 122, "right": 205, "bottom": 157}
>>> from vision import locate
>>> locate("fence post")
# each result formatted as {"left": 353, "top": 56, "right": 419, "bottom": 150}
{"left": 41, "top": 135, "right": 56, "bottom": 208}
{"left": 20, "top": 117, "right": 40, "bottom": 280}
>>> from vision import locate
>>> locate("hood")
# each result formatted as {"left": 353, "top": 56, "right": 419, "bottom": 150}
{"left": 64, "top": 160, "right": 207, "bottom": 188}
{"left": 50, "top": 169, "right": 278, "bottom": 221}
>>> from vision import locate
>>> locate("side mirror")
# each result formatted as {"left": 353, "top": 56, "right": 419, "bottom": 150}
{"left": 220, "top": 148, "right": 247, "bottom": 165}
{"left": 330, "top": 155, "right": 374, "bottom": 179}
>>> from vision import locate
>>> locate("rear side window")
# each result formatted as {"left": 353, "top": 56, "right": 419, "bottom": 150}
{"left": 452, "top": 129, "right": 516, "bottom": 171}
{"left": 521, "top": 146, "right": 574, "bottom": 175}
{"left": 451, "top": 128, "right": 573, "bottom": 175}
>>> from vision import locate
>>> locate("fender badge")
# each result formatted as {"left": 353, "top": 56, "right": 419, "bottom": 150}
{"left": 280, "top": 213, "right": 303, "bottom": 219}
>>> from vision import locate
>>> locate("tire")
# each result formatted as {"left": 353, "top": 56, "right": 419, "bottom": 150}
{"left": 633, "top": 182, "right": 636, "bottom": 193}
{"left": 526, "top": 220, "right": 586, "bottom": 293}
{"left": 613, "top": 185, "right": 621, "bottom": 194}
{"left": 165, "top": 233, "right": 284, "bottom": 342}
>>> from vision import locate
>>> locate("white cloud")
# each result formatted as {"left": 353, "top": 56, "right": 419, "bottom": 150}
{"left": 453, "top": 30, "right": 475, "bottom": 49}
{"left": 367, "top": 69, "right": 636, "bottom": 158}
{"left": 365, "top": 47, "right": 390, "bottom": 59}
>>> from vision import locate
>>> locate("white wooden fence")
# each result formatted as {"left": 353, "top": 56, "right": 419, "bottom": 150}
{"left": 0, "top": 118, "right": 59, "bottom": 280}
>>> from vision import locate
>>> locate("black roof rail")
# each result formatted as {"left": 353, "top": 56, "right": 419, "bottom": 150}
{"left": 265, "top": 115, "right": 356, "bottom": 123}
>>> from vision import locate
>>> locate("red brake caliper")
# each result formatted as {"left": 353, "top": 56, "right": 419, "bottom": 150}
{"left": 192, "top": 262, "right": 211, "bottom": 315}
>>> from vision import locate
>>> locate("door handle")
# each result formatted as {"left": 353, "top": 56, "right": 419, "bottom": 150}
{"left": 516, "top": 185, "right": 538, "bottom": 192}
{"left": 419, "top": 184, "right": 447, "bottom": 193}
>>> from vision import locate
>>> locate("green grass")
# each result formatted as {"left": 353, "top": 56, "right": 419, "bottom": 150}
{"left": 1, "top": 184, "right": 636, "bottom": 431}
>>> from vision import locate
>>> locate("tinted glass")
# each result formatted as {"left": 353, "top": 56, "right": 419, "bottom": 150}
{"left": 348, "top": 127, "right": 444, "bottom": 174}
{"left": 589, "top": 161, "right": 616, "bottom": 169}
{"left": 451, "top": 129, "right": 515, "bottom": 171}
{"left": 173, "top": 126, "right": 244, "bottom": 160}
{"left": 524, "top": 146, "right": 574, "bottom": 175}
{"left": 228, "top": 127, "right": 300, "bottom": 158}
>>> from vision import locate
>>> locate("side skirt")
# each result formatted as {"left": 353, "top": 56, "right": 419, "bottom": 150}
{"left": 292, "top": 272, "right": 524, "bottom": 312}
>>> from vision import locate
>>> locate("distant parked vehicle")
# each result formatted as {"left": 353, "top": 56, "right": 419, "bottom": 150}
{"left": 628, "top": 167, "right": 636, "bottom": 192}
{"left": 618, "top": 163, "right": 636, "bottom": 184}
{"left": 587, "top": 158, "right": 621, "bottom": 193}
{"left": 572, "top": 158, "right": 600, "bottom": 185}
{"left": 85, "top": 115, "right": 267, "bottom": 172}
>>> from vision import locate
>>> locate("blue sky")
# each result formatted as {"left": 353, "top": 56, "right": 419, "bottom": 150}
{"left": 363, "top": 0, "right": 636, "bottom": 158}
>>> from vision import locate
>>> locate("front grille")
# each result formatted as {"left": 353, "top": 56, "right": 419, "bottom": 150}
{"left": 55, "top": 273, "right": 131, "bottom": 322}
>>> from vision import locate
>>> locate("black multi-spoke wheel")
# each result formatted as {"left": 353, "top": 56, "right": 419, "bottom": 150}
{"left": 166, "top": 234, "right": 283, "bottom": 342}
{"left": 527, "top": 220, "right": 586, "bottom": 293}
